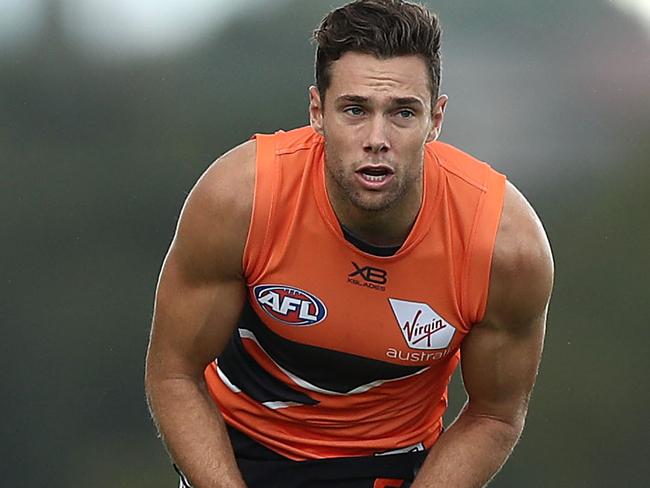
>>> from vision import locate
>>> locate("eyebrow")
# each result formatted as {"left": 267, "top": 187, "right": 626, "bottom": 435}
{"left": 336, "top": 95, "right": 369, "bottom": 104}
{"left": 335, "top": 94, "right": 425, "bottom": 108}
{"left": 393, "top": 97, "right": 425, "bottom": 107}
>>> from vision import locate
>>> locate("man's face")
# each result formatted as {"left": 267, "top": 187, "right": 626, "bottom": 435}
{"left": 310, "top": 52, "right": 447, "bottom": 214}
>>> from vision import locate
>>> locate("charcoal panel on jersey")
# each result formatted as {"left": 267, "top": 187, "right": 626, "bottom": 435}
{"left": 239, "top": 300, "right": 426, "bottom": 394}
{"left": 218, "top": 327, "right": 318, "bottom": 406}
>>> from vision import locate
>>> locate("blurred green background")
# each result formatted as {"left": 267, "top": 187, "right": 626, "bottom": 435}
{"left": 1, "top": 0, "right": 648, "bottom": 486}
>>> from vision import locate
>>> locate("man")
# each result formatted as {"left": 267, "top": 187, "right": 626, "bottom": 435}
{"left": 145, "top": 1, "right": 554, "bottom": 487}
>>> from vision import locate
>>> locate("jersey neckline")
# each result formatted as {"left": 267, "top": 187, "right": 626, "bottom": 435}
{"left": 311, "top": 136, "right": 443, "bottom": 262}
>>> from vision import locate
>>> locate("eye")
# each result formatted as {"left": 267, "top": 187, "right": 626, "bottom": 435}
{"left": 396, "top": 109, "right": 415, "bottom": 119}
{"left": 344, "top": 106, "right": 365, "bottom": 117}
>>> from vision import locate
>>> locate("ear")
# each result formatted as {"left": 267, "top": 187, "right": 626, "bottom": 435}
{"left": 309, "top": 86, "right": 325, "bottom": 136}
{"left": 426, "top": 94, "right": 448, "bottom": 142}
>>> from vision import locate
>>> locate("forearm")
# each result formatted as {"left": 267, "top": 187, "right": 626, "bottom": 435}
{"left": 146, "top": 375, "right": 246, "bottom": 488}
{"left": 411, "top": 406, "right": 523, "bottom": 488}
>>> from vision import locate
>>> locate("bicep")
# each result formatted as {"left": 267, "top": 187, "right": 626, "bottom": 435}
{"left": 146, "top": 141, "right": 254, "bottom": 381}
{"left": 460, "top": 310, "right": 546, "bottom": 422}
{"left": 147, "top": 247, "right": 246, "bottom": 380}
{"left": 460, "top": 180, "right": 553, "bottom": 421}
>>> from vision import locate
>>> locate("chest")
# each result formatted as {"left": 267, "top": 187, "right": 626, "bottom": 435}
{"left": 247, "top": 220, "right": 468, "bottom": 366}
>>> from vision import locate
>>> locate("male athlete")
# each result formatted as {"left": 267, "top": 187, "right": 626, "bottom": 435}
{"left": 145, "top": 1, "right": 554, "bottom": 487}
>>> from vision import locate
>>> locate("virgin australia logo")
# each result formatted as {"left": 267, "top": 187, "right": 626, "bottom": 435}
{"left": 388, "top": 298, "right": 456, "bottom": 350}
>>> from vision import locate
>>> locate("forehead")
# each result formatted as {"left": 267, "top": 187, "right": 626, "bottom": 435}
{"left": 327, "top": 52, "right": 430, "bottom": 104}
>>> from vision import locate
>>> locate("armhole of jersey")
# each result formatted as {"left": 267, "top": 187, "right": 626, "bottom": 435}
{"left": 242, "top": 133, "right": 277, "bottom": 283}
{"left": 461, "top": 168, "right": 506, "bottom": 326}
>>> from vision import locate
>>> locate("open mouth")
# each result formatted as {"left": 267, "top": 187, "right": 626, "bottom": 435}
{"left": 357, "top": 165, "right": 394, "bottom": 183}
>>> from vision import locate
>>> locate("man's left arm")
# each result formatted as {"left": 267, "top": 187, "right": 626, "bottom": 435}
{"left": 412, "top": 181, "right": 554, "bottom": 488}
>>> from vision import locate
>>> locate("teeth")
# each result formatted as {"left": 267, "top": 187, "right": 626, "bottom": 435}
{"left": 362, "top": 173, "right": 387, "bottom": 182}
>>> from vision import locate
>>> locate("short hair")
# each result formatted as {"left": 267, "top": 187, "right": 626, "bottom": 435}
{"left": 313, "top": 0, "right": 442, "bottom": 102}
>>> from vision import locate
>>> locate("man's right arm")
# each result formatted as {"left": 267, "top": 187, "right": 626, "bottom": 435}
{"left": 145, "top": 141, "right": 256, "bottom": 488}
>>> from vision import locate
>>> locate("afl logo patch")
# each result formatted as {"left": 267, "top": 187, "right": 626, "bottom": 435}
{"left": 254, "top": 285, "right": 327, "bottom": 326}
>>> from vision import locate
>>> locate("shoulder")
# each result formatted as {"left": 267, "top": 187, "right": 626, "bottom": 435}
{"left": 184, "top": 139, "right": 256, "bottom": 225}
{"left": 481, "top": 181, "right": 554, "bottom": 330}
{"left": 172, "top": 139, "right": 256, "bottom": 280}
{"left": 427, "top": 141, "right": 504, "bottom": 193}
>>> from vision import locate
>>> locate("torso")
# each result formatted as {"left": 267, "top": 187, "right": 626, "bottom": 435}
{"left": 204, "top": 126, "right": 506, "bottom": 460}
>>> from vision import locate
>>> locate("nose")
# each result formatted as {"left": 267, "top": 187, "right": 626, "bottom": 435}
{"left": 363, "top": 116, "right": 390, "bottom": 154}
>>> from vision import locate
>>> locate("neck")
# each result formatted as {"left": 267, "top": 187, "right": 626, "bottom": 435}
{"left": 326, "top": 179, "right": 423, "bottom": 248}
{"left": 342, "top": 212, "right": 416, "bottom": 247}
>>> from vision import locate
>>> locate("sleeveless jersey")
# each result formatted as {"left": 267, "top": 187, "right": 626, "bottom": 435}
{"left": 204, "top": 126, "right": 506, "bottom": 461}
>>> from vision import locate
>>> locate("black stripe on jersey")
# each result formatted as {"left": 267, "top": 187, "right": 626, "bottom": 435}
{"left": 236, "top": 300, "right": 426, "bottom": 394}
{"left": 218, "top": 321, "right": 318, "bottom": 406}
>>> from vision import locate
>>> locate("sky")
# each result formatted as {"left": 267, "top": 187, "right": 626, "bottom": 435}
{"left": 611, "top": 0, "right": 650, "bottom": 34}
{"left": 1, "top": 0, "right": 648, "bottom": 58}
{"left": 0, "top": 0, "right": 283, "bottom": 57}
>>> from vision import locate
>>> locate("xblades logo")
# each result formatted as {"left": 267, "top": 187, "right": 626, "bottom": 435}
{"left": 348, "top": 262, "right": 387, "bottom": 291}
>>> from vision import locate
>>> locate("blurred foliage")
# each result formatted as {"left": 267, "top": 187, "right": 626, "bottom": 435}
{"left": 1, "top": 0, "right": 648, "bottom": 486}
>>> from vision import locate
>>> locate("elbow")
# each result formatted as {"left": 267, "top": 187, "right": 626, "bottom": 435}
{"left": 503, "top": 415, "right": 526, "bottom": 445}
{"left": 144, "top": 349, "right": 159, "bottom": 398}
{"left": 144, "top": 359, "right": 162, "bottom": 410}
{"left": 464, "top": 404, "right": 528, "bottom": 445}
{"left": 488, "top": 414, "right": 525, "bottom": 443}
{"left": 144, "top": 342, "right": 210, "bottom": 407}
{"left": 144, "top": 359, "right": 207, "bottom": 401}
{"left": 144, "top": 366, "right": 157, "bottom": 401}
{"left": 143, "top": 349, "right": 176, "bottom": 404}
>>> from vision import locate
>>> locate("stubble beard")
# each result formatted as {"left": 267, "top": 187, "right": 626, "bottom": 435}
{"left": 324, "top": 156, "right": 421, "bottom": 214}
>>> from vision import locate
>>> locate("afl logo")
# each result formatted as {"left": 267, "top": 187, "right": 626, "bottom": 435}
{"left": 254, "top": 285, "right": 327, "bottom": 326}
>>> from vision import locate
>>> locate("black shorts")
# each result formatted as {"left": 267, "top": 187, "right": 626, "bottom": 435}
{"left": 176, "top": 425, "right": 428, "bottom": 487}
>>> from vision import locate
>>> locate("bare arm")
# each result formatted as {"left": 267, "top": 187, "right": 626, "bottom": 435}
{"left": 412, "top": 181, "right": 554, "bottom": 488}
{"left": 145, "top": 141, "right": 256, "bottom": 488}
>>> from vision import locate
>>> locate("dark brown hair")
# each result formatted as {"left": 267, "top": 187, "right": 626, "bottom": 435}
{"left": 313, "top": 0, "right": 442, "bottom": 101}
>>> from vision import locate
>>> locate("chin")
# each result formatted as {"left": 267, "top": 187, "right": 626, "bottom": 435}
{"left": 350, "top": 192, "right": 396, "bottom": 213}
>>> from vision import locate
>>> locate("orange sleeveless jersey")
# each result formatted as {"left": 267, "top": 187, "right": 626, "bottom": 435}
{"left": 204, "top": 126, "right": 506, "bottom": 461}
